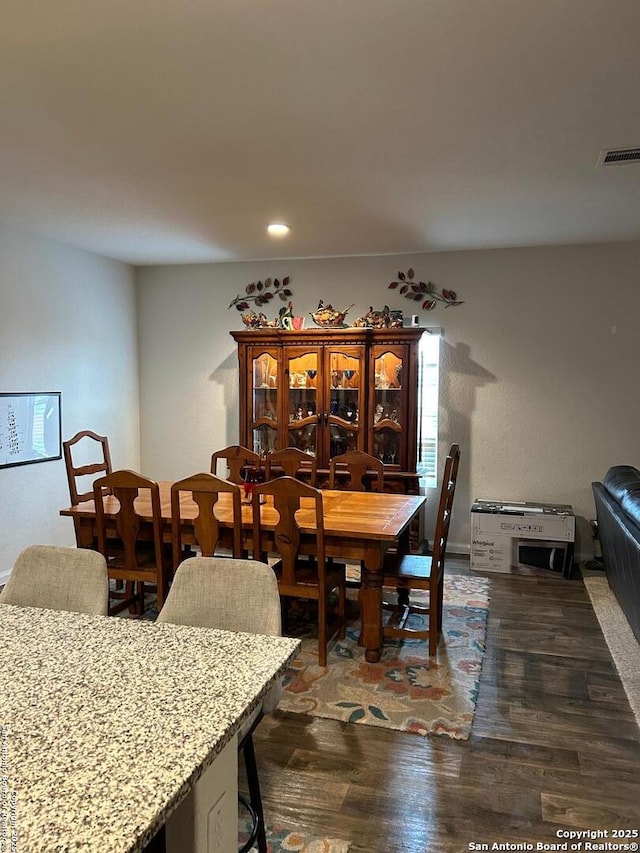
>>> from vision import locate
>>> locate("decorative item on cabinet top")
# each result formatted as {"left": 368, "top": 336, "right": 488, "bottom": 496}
{"left": 389, "top": 269, "right": 463, "bottom": 311}
{"left": 240, "top": 300, "right": 306, "bottom": 330}
{"left": 352, "top": 305, "right": 403, "bottom": 328}
{"left": 309, "top": 300, "right": 355, "bottom": 327}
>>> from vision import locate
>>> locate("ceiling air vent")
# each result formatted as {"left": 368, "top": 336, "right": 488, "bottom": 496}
{"left": 598, "top": 147, "right": 640, "bottom": 166}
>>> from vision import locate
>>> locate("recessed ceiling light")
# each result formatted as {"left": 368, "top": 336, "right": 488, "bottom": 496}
{"left": 267, "top": 222, "right": 291, "bottom": 237}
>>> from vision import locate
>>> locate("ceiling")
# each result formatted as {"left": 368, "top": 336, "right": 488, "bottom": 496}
{"left": 2, "top": 0, "right": 640, "bottom": 266}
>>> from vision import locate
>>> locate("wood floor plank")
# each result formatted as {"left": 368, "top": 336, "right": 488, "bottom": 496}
{"left": 285, "top": 745, "right": 463, "bottom": 782}
{"left": 541, "top": 792, "right": 637, "bottom": 828}
{"left": 462, "top": 734, "right": 582, "bottom": 772}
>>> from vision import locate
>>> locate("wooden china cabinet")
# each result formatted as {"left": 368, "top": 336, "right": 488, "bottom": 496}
{"left": 231, "top": 327, "right": 425, "bottom": 492}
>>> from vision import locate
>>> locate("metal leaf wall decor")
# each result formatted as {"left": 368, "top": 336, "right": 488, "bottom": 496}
{"left": 229, "top": 276, "right": 293, "bottom": 311}
{"left": 388, "top": 269, "right": 463, "bottom": 310}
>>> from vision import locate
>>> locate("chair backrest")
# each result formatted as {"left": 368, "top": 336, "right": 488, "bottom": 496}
{"left": 431, "top": 443, "right": 461, "bottom": 569}
{"left": 0, "top": 545, "right": 108, "bottom": 615}
{"left": 170, "top": 472, "right": 242, "bottom": 568}
{"left": 63, "top": 429, "right": 113, "bottom": 505}
{"left": 328, "top": 450, "right": 384, "bottom": 492}
{"left": 93, "top": 469, "right": 164, "bottom": 570}
{"left": 265, "top": 447, "right": 317, "bottom": 486}
{"left": 157, "top": 556, "right": 281, "bottom": 636}
{"left": 252, "top": 476, "right": 325, "bottom": 588}
{"left": 210, "top": 444, "right": 261, "bottom": 485}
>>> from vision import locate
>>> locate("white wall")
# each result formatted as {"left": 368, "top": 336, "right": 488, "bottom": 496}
{"left": 0, "top": 225, "right": 140, "bottom": 581}
{"left": 136, "top": 241, "right": 640, "bottom": 558}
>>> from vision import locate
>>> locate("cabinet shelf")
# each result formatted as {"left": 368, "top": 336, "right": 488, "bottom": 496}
{"left": 288, "top": 415, "right": 318, "bottom": 426}
{"left": 330, "top": 416, "right": 360, "bottom": 427}
{"left": 373, "top": 419, "right": 402, "bottom": 432}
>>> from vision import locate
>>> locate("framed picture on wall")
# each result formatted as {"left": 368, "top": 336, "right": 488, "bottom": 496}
{"left": 0, "top": 392, "right": 62, "bottom": 469}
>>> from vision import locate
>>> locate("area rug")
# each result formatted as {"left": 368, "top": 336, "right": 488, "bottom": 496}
{"left": 277, "top": 572, "right": 490, "bottom": 740}
{"left": 581, "top": 569, "right": 640, "bottom": 728}
{"left": 239, "top": 820, "right": 350, "bottom": 852}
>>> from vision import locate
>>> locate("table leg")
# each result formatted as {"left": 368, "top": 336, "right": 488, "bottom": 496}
{"left": 359, "top": 543, "right": 384, "bottom": 663}
{"left": 74, "top": 517, "right": 97, "bottom": 549}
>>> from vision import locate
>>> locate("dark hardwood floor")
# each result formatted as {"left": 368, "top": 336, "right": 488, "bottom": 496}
{"left": 248, "top": 558, "right": 640, "bottom": 852}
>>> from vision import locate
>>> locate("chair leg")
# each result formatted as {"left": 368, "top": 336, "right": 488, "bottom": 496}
{"left": 338, "top": 582, "right": 346, "bottom": 639}
{"left": 429, "top": 580, "right": 439, "bottom": 656}
{"left": 242, "top": 734, "right": 267, "bottom": 853}
{"left": 318, "top": 594, "right": 327, "bottom": 667}
{"left": 437, "top": 572, "right": 445, "bottom": 632}
{"left": 157, "top": 569, "right": 169, "bottom": 612}
{"left": 124, "top": 581, "right": 138, "bottom": 615}
{"left": 397, "top": 585, "right": 410, "bottom": 607}
{"left": 280, "top": 597, "right": 290, "bottom": 634}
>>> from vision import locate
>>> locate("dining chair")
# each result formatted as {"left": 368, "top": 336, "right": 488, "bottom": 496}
{"left": 156, "top": 556, "right": 282, "bottom": 853}
{"left": 329, "top": 449, "right": 384, "bottom": 588}
{"left": 252, "top": 475, "right": 345, "bottom": 667}
{"left": 381, "top": 443, "right": 461, "bottom": 655}
{"left": 211, "top": 444, "right": 261, "bottom": 485}
{"left": 62, "top": 429, "right": 113, "bottom": 547}
{"left": 93, "top": 469, "right": 170, "bottom": 615}
{"left": 0, "top": 544, "right": 108, "bottom": 615}
{"left": 264, "top": 447, "right": 317, "bottom": 486}
{"left": 170, "top": 472, "right": 243, "bottom": 570}
{"left": 328, "top": 449, "right": 384, "bottom": 492}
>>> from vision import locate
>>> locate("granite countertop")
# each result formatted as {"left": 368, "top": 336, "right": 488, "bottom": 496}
{"left": 0, "top": 603, "right": 300, "bottom": 852}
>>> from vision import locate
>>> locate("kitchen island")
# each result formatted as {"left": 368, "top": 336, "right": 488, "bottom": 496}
{"left": 0, "top": 602, "right": 299, "bottom": 852}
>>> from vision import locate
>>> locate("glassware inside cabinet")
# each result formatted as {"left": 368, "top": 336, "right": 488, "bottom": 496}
{"left": 252, "top": 353, "right": 278, "bottom": 424}
{"left": 251, "top": 352, "right": 278, "bottom": 459}
{"left": 253, "top": 352, "right": 277, "bottom": 390}
{"left": 288, "top": 423, "right": 317, "bottom": 456}
{"left": 287, "top": 351, "right": 319, "bottom": 425}
{"left": 252, "top": 391, "right": 278, "bottom": 425}
{"left": 328, "top": 351, "right": 360, "bottom": 424}
{"left": 285, "top": 350, "right": 319, "bottom": 458}
{"left": 374, "top": 351, "right": 402, "bottom": 391}
{"left": 252, "top": 424, "right": 277, "bottom": 459}
{"left": 373, "top": 350, "right": 404, "bottom": 465}
{"left": 330, "top": 424, "right": 358, "bottom": 458}
{"left": 373, "top": 428, "right": 400, "bottom": 465}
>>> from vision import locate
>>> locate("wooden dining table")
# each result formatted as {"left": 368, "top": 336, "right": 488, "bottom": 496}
{"left": 61, "top": 485, "right": 426, "bottom": 662}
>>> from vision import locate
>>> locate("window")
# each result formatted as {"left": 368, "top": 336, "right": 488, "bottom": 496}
{"left": 416, "top": 331, "right": 440, "bottom": 489}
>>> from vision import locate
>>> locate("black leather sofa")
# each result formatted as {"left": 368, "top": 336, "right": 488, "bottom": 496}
{"left": 592, "top": 465, "right": 640, "bottom": 644}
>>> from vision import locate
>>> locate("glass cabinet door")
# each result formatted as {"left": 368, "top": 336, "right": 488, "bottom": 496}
{"left": 371, "top": 348, "right": 405, "bottom": 468}
{"left": 325, "top": 347, "right": 364, "bottom": 463}
{"left": 285, "top": 349, "right": 320, "bottom": 458}
{"left": 251, "top": 351, "right": 279, "bottom": 459}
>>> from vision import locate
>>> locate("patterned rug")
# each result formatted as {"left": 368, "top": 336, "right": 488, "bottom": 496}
{"left": 239, "top": 821, "right": 350, "bottom": 852}
{"left": 277, "top": 572, "right": 490, "bottom": 740}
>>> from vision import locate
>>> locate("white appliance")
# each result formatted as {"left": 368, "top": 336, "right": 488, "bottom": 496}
{"left": 470, "top": 499, "right": 575, "bottom": 577}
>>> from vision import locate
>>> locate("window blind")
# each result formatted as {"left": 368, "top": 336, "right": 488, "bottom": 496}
{"left": 416, "top": 331, "right": 440, "bottom": 489}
